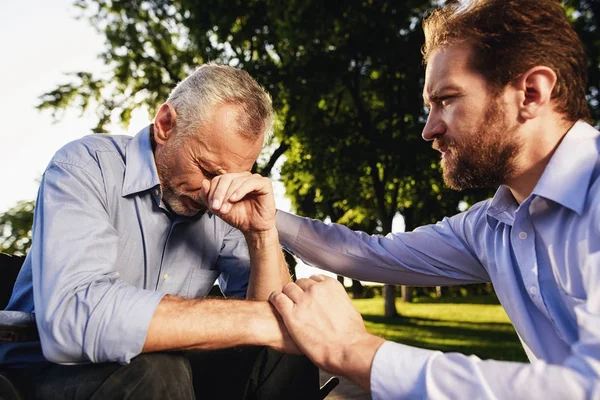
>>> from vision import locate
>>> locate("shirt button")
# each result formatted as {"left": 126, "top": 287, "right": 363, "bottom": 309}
{"left": 519, "top": 232, "right": 528, "bottom": 240}
{"left": 163, "top": 273, "right": 169, "bottom": 280}
{"left": 529, "top": 286, "right": 537, "bottom": 295}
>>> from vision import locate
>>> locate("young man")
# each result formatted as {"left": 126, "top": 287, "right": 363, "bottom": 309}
{"left": 266, "top": 0, "right": 599, "bottom": 398}
{"left": 1, "top": 64, "right": 319, "bottom": 399}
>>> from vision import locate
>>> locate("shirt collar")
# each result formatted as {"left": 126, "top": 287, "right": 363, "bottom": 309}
{"left": 486, "top": 185, "right": 518, "bottom": 227}
{"left": 486, "top": 120, "right": 599, "bottom": 226}
{"left": 532, "top": 120, "right": 599, "bottom": 215}
{"left": 122, "top": 125, "right": 161, "bottom": 197}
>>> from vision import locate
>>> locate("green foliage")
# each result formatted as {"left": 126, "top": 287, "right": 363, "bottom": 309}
{"left": 274, "top": 1, "right": 446, "bottom": 231}
{"left": 37, "top": 1, "right": 598, "bottom": 229}
{"left": 39, "top": 0, "right": 200, "bottom": 133}
{"left": 0, "top": 201, "right": 35, "bottom": 256}
{"left": 353, "top": 296, "right": 527, "bottom": 361}
{"left": 564, "top": 0, "right": 600, "bottom": 123}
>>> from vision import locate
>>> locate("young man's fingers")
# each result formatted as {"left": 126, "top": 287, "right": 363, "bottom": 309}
{"left": 281, "top": 281, "right": 306, "bottom": 304}
{"left": 315, "top": 275, "right": 347, "bottom": 294}
{"left": 295, "top": 278, "right": 318, "bottom": 291}
{"left": 269, "top": 291, "right": 295, "bottom": 318}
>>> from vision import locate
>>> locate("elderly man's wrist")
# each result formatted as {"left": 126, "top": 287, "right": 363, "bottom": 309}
{"left": 249, "top": 301, "right": 286, "bottom": 346}
{"left": 244, "top": 227, "right": 279, "bottom": 249}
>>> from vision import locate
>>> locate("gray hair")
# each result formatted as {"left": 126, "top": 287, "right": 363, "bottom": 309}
{"left": 166, "top": 63, "right": 274, "bottom": 145}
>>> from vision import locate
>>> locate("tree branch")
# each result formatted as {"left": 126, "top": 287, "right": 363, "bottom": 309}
{"left": 257, "top": 141, "right": 290, "bottom": 176}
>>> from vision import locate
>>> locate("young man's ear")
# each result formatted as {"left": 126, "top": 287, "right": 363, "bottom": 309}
{"left": 154, "top": 103, "right": 178, "bottom": 145}
{"left": 515, "top": 66, "right": 557, "bottom": 121}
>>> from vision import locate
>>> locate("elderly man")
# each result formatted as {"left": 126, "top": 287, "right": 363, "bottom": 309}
{"left": 1, "top": 64, "right": 318, "bottom": 399}
{"left": 261, "top": 0, "right": 598, "bottom": 399}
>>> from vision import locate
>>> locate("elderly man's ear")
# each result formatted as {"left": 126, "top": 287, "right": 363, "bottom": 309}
{"left": 154, "top": 103, "right": 178, "bottom": 144}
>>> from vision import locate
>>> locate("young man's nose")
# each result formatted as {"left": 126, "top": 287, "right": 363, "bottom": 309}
{"left": 422, "top": 114, "right": 446, "bottom": 141}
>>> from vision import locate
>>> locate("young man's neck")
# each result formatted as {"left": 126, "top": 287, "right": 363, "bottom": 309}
{"left": 505, "top": 117, "right": 575, "bottom": 204}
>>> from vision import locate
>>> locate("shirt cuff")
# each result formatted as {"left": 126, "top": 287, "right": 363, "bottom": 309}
{"left": 371, "top": 341, "right": 441, "bottom": 400}
{"left": 275, "top": 210, "right": 302, "bottom": 251}
{"left": 85, "top": 285, "right": 166, "bottom": 364}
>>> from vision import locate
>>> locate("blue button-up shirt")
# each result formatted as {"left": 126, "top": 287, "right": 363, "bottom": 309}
{"left": 276, "top": 121, "right": 600, "bottom": 399}
{"left": 1, "top": 126, "right": 251, "bottom": 366}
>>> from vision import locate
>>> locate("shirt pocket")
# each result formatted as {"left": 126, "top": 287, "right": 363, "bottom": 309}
{"left": 186, "top": 268, "right": 220, "bottom": 299}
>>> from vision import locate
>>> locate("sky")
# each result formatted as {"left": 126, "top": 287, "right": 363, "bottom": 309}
{"left": 0, "top": 0, "right": 366, "bottom": 281}
{"left": 1, "top": 0, "right": 108, "bottom": 212}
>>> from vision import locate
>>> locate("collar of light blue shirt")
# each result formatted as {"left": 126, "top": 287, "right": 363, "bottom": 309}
{"left": 532, "top": 120, "right": 597, "bottom": 215}
{"left": 121, "top": 125, "right": 162, "bottom": 197}
{"left": 486, "top": 120, "right": 598, "bottom": 226}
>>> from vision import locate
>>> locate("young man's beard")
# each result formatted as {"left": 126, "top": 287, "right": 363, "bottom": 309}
{"left": 439, "top": 98, "right": 521, "bottom": 191}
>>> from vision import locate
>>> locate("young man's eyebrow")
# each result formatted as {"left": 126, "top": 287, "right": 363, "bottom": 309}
{"left": 423, "top": 85, "right": 463, "bottom": 106}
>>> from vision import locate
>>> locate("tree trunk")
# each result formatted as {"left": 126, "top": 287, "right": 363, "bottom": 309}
{"left": 401, "top": 285, "right": 413, "bottom": 303}
{"left": 436, "top": 286, "right": 443, "bottom": 297}
{"left": 255, "top": 141, "right": 289, "bottom": 176}
{"left": 400, "top": 209, "right": 416, "bottom": 303}
{"left": 380, "top": 217, "right": 398, "bottom": 317}
{"left": 383, "top": 284, "right": 397, "bottom": 317}
{"left": 351, "top": 279, "right": 364, "bottom": 299}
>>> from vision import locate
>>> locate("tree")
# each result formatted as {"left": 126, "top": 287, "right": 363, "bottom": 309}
{"left": 0, "top": 201, "right": 35, "bottom": 256}
{"left": 565, "top": 0, "right": 600, "bottom": 124}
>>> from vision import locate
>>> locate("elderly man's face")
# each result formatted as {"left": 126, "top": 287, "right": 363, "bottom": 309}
{"left": 422, "top": 43, "right": 522, "bottom": 190}
{"left": 155, "top": 103, "right": 263, "bottom": 217}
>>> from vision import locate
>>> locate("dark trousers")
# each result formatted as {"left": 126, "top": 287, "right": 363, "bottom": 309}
{"left": 5, "top": 348, "right": 319, "bottom": 399}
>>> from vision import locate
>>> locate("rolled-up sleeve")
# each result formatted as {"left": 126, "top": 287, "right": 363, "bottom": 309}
{"left": 32, "top": 160, "right": 164, "bottom": 364}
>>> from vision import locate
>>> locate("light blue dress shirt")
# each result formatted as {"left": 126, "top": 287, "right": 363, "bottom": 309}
{"left": 1, "top": 126, "right": 251, "bottom": 366}
{"left": 276, "top": 121, "right": 600, "bottom": 399}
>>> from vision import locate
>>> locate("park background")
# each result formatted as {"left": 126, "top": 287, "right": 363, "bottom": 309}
{"left": 1, "top": 1, "right": 599, "bottom": 395}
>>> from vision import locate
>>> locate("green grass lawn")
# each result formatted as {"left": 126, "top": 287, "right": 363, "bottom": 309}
{"left": 352, "top": 296, "right": 528, "bottom": 362}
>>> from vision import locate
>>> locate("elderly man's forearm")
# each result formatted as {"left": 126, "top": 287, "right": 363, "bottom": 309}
{"left": 143, "top": 295, "right": 287, "bottom": 353}
{"left": 245, "top": 227, "right": 291, "bottom": 300}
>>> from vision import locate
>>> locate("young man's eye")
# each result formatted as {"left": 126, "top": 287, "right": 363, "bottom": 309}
{"left": 440, "top": 97, "right": 453, "bottom": 107}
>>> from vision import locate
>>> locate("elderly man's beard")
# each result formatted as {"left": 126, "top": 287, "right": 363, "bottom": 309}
{"left": 436, "top": 98, "right": 521, "bottom": 191}
{"left": 155, "top": 150, "right": 207, "bottom": 217}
